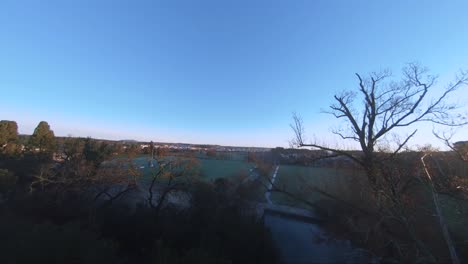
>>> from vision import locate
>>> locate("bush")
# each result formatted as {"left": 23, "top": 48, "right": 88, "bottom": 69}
{"left": 0, "top": 169, "right": 17, "bottom": 194}
{"left": 0, "top": 215, "right": 119, "bottom": 264}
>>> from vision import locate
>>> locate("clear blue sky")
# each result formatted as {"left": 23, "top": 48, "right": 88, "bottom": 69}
{"left": 1, "top": 0, "right": 467, "bottom": 147}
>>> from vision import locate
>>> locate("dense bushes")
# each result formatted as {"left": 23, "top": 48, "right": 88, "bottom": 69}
{"left": 94, "top": 181, "right": 278, "bottom": 263}
{"left": 0, "top": 169, "right": 17, "bottom": 195}
{"left": 0, "top": 152, "right": 278, "bottom": 264}
{"left": 0, "top": 215, "right": 118, "bottom": 264}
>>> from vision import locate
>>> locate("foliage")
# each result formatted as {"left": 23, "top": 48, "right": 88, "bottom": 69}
{"left": 0, "top": 120, "right": 19, "bottom": 156}
{"left": 83, "top": 138, "right": 113, "bottom": 166}
{"left": 124, "top": 144, "right": 141, "bottom": 158}
{"left": 29, "top": 121, "right": 57, "bottom": 155}
{"left": 26, "top": 136, "right": 139, "bottom": 212}
{"left": 62, "top": 136, "right": 85, "bottom": 161}
{"left": 0, "top": 215, "right": 119, "bottom": 264}
{"left": 0, "top": 119, "right": 279, "bottom": 264}
{"left": 0, "top": 169, "right": 17, "bottom": 194}
{"left": 91, "top": 179, "right": 277, "bottom": 263}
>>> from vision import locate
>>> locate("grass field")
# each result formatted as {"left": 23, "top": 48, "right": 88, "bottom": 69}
{"left": 270, "top": 165, "right": 367, "bottom": 209}
{"left": 194, "top": 151, "right": 248, "bottom": 161}
{"left": 131, "top": 156, "right": 254, "bottom": 182}
{"left": 198, "top": 158, "right": 254, "bottom": 181}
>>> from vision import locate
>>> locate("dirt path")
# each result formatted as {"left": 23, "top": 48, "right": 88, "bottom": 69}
{"left": 265, "top": 165, "right": 279, "bottom": 204}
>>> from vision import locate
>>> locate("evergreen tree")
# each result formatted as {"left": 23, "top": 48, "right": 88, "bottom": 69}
{"left": 0, "top": 120, "right": 19, "bottom": 155}
{"left": 83, "top": 138, "right": 111, "bottom": 166}
{"left": 29, "top": 121, "right": 56, "bottom": 154}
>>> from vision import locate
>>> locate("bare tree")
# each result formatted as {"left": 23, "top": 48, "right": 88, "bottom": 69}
{"left": 421, "top": 152, "right": 460, "bottom": 264}
{"left": 434, "top": 130, "right": 468, "bottom": 161}
{"left": 29, "top": 137, "right": 139, "bottom": 208}
{"left": 146, "top": 154, "right": 200, "bottom": 217}
{"left": 289, "top": 63, "right": 468, "bottom": 262}
{"left": 292, "top": 63, "right": 468, "bottom": 189}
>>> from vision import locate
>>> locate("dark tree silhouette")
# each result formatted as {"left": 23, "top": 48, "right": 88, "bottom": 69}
{"left": 289, "top": 64, "right": 468, "bottom": 262}
{"left": 292, "top": 63, "right": 468, "bottom": 189}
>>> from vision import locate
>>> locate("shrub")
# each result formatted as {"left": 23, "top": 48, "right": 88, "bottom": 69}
{"left": 0, "top": 216, "right": 119, "bottom": 264}
{"left": 0, "top": 169, "right": 17, "bottom": 194}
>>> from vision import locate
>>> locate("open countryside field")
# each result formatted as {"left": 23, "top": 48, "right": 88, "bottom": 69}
{"left": 194, "top": 151, "right": 248, "bottom": 161}
{"left": 198, "top": 158, "right": 254, "bottom": 180}
{"left": 270, "top": 165, "right": 369, "bottom": 209}
{"left": 131, "top": 156, "right": 255, "bottom": 183}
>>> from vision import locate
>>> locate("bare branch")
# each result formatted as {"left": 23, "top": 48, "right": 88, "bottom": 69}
{"left": 292, "top": 63, "right": 467, "bottom": 190}
{"left": 433, "top": 130, "right": 468, "bottom": 161}
{"left": 389, "top": 129, "right": 418, "bottom": 158}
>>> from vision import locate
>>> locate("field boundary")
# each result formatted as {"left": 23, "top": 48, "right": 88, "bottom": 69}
{"left": 265, "top": 165, "right": 279, "bottom": 204}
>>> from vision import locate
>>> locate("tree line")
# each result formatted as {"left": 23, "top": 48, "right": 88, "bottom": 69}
{"left": 1, "top": 120, "right": 56, "bottom": 157}
{"left": 0, "top": 120, "right": 278, "bottom": 264}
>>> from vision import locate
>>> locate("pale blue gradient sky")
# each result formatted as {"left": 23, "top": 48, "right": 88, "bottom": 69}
{"left": 1, "top": 0, "right": 467, "bottom": 147}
